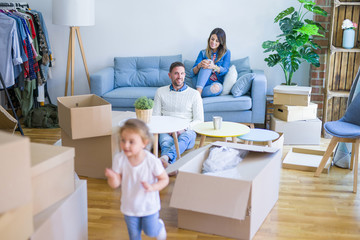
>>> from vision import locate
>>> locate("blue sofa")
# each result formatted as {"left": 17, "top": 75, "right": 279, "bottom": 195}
{"left": 90, "top": 54, "right": 266, "bottom": 124}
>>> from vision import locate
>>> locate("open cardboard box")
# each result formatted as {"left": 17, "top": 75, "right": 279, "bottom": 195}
{"left": 167, "top": 141, "right": 282, "bottom": 240}
{"left": 57, "top": 94, "right": 112, "bottom": 140}
{"left": 0, "top": 131, "right": 32, "bottom": 214}
{"left": 282, "top": 147, "right": 333, "bottom": 173}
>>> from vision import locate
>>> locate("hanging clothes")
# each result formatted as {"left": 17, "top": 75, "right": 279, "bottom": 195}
{"left": 0, "top": 12, "right": 23, "bottom": 89}
{"left": 0, "top": 3, "right": 53, "bottom": 118}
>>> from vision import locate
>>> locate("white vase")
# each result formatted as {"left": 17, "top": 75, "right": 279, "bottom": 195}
{"left": 342, "top": 29, "right": 355, "bottom": 49}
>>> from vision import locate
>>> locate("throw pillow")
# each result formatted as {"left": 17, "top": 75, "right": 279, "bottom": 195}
{"left": 230, "top": 57, "right": 251, "bottom": 77}
{"left": 221, "top": 65, "right": 238, "bottom": 95}
{"left": 231, "top": 73, "right": 256, "bottom": 97}
{"left": 184, "top": 60, "right": 196, "bottom": 88}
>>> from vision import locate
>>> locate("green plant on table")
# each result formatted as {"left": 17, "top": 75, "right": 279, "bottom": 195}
{"left": 134, "top": 96, "right": 154, "bottom": 110}
{"left": 262, "top": 0, "right": 328, "bottom": 85}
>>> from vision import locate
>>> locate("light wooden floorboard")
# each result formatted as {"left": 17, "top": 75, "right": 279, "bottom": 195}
{"left": 17, "top": 128, "right": 360, "bottom": 240}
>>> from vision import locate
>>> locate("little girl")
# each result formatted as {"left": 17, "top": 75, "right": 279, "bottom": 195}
{"left": 105, "top": 119, "right": 169, "bottom": 240}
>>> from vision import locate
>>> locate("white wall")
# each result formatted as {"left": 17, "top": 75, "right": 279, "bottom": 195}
{"left": 23, "top": 0, "right": 310, "bottom": 103}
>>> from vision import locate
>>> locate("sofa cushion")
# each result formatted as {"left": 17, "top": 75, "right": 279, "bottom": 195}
{"left": 231, "top": 73, "right": 256, "bottom": 97}
{"left": 231, "top": 57, "right": 251, "bottom": 77}
{"left": 103, "top": 87, "right": 158, "bottom": 108}
{"left": 202, "top": 95, "right": 252, "bottom": 112}
{"left": 184, "top": 59, "right": 196, "bottom": 88}
{"left": 114, "top": 55, "right": 182, "bottom": 88}
{"left": 221, "top": 65, "right": 237, "bottom": 95}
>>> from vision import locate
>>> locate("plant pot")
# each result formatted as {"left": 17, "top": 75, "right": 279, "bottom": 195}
{"left": 135, "top": 109, "right": 153, "bottom": 123}
{"left": 281, "top": 82, "right": 297, "bottom": 86}
{"left": 342, "top": 29, "right": 355, "bottom": 49}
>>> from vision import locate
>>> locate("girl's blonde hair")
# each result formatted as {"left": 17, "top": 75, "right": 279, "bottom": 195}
{"left": 205, "top": 28, "right": 227, "bottom": 63}
{"left": 119, "top": 119, "right": 152, "bottom": 145}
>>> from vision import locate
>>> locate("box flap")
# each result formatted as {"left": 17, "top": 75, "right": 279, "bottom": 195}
{"left": 273, "top": 85, "right": 311, "bottom": 95}
{"left": 31, "top": 143, "right": 75, "bottom": 176}
{"left": 276, "top": 102, "right": 317, "bottom": 110}
{"left": 170, "top": 171, "right": 251, "bottom": 220}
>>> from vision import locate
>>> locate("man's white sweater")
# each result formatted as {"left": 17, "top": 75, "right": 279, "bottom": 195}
{"left": 153, "top": 85, "right": 204, "bottom": 129}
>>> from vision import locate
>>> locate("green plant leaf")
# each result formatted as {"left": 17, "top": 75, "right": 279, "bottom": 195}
{"left": 296, "top": 24, "right": 324, "bottom": 37}
{"left": 305, "top": 19, "right": 326, "bottom": 32}
{"left": 265, "top": 54, "right": 281, "bottom": 67}
{"left": 274, "top": 7, "right": 294, "bottom": 23}
{"left": 308, "top": 40, "right": 321, "bottom": 50}
{"left": 282, "top": 55, "right": 301, "bottom": 74}
{"left": 134, "top": 96, "right": 154, "bottom": 110}
{"left": 300, "top": 46, "right": 320, "bottom": 66}
{"left": 312, "top": 6, "right": 328, "bottom": 16}
{"left": 279, "top": 18, "right": 294, "bottom": 34}
{"left": 298, "top": 0, "right": 315, "bottom": 5}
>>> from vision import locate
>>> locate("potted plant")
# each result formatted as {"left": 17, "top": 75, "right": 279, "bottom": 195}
{"left": 262, "top": 0, "right": 328, "bottom": 85}
{"left": 134, "top": 96, "right": 154, "bottom": 123}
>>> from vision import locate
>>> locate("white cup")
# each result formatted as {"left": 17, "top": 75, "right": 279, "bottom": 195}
{"left": 213, "top": 116, "right": 222, "bottom": 130}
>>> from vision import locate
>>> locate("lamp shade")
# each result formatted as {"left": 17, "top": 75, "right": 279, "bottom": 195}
{"left": 52, "top": 0, "right": 95, "bottom": 26}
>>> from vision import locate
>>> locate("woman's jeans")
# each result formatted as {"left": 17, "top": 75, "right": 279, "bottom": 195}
{"left": 196, "top": 68, "right": 223, "bottom": 97}
{"left": 124, "top": 212, "right": 163, "bottom": 240}
{"left": 159, "top": 130, "right": 196, "bottom": 163}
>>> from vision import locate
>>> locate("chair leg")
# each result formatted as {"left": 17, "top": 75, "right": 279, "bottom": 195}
{"left": 350, "top": 143, "right": 355, "bottom": 170}
{"left": 314, "top": 137, "right": 339, "bottom": 177}
{"left": 353, "top": 140, "right": 359, "bottom": 193}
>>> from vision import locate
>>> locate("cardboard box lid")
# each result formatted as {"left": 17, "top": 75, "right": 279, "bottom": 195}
{"left": 31, "top": 143, "right": 75, "bottom": 176}
{"left": 273, "top": 85, "right": 312, "bottom": 95}
{"left": 275, "top": 102, "right": 318, "bottom": 110}
{"left": 169, "top": 142, "right": 280, "bottom": 220}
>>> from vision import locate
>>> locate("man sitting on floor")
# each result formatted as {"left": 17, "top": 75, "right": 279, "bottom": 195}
{"left": 153, "top": 61, "right": 204, "bottom": 168}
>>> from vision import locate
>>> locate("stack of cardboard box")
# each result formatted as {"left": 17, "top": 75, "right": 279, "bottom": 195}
{"left": 270, "top": 85, "right": 321, "bottom": 145}
{"left": 58, "top": 94, "right": 114, "bottom": 179}
{"left": 0, "top": 131, "right": 88, "bottom": 240}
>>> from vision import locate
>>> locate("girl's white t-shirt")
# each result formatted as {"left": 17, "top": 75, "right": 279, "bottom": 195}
{"left": 112, "top": 150, "right": 165, "bottom": 217}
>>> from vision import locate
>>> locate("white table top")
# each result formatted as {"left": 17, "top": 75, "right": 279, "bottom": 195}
{"left": 117, "top": 113, "right": 190, "bottom": 134}
{"left": 192, "top": 121, "right": 250, "bottom": 137}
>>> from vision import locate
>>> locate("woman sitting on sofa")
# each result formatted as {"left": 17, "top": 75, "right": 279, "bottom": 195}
{"left": 192, "top": 27, "right": 231, "bottom": 97}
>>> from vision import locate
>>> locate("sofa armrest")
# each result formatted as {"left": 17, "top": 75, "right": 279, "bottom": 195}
{"left": 251, "top": 70, "right": 267, "bottom": 124}
{"left": 90, "top": 67, "right": 115, "bottom": 96}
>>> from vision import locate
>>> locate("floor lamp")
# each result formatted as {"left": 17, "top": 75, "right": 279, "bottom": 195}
{"left": 52, "top": 0, "right": 95, "bottom": 96}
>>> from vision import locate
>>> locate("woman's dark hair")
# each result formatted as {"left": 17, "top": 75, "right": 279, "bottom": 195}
{"left": 206, "top": 28, "right": 227, "bottom": 63}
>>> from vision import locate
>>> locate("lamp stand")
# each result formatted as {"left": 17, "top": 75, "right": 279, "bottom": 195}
{"left": 65, "top": 26, "right": 91, "bottom": 96}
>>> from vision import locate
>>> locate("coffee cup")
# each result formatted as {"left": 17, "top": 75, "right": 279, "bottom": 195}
{"left": 213, "top": 116, "right": 222, "bottom": 130}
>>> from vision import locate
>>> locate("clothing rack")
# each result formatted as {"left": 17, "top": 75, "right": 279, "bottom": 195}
{"left": 0, "top": 73, "right": 24, "bottom": 136}
{"left": 0, "top": 2, "right": 29, "bottom": 8}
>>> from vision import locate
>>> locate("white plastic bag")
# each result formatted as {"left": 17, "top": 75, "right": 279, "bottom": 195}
{"left": 202, "top": 146, "right": 248, "bottom": 173}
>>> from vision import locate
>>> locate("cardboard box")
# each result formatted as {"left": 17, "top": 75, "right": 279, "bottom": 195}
{"left": 31, "top": 180, "right": 87, "bottom": 240}
{"left": 0, "top": 203, "right": 33, "bottom": 240}
{"left": 57, "top": 94, "right": 112, "bottom": 140}
{"left": 31, "top": 143, "right": 75, "bottom": 215}
{"left": 270, "top": 115, "right": 321, "bottom": 145}
{"left": 274, "top": 102, "right": 318, "bottom": 122}
{"left": 282, "top": 148, "right": 332, "bottom": 173}
{"left": 0, "top": 131, "right": 32, "bottom": 214}
{"left": 273, "top": 85, "right": 312, "bottom": 106}
{"left": 61, "top": 130, "right": 114, "bottom": 179}
{"left": 168, "top": 142, "right": 282, "bottom": 240}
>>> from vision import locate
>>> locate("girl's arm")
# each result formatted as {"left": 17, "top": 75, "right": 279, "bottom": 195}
{"left": 141, "top": 170, "right": 169, "bottom": 192}
{"left": 105, "top": 168, "right": 122, "bottom": 189}
{"left": 217, "top": 50, "right": 231, "bottom": 76}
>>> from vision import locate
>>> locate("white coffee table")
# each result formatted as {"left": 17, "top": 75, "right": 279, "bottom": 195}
{"left": 118, "top": 114, "right": 190, "bottom": 159}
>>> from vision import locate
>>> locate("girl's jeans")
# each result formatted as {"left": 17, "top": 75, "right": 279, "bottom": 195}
{"left": 196, "top": 68, "right": 223, "bottom": 97}
{"left": 124, "top": 212, "right": 163, "bottom": 240}
{"left": 159, "top": 129, "right": 196, "bottom": 163}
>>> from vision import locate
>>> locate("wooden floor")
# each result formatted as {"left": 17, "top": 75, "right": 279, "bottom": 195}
{"left": 17, "top": 127, "right": 360, "bottom": 240}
